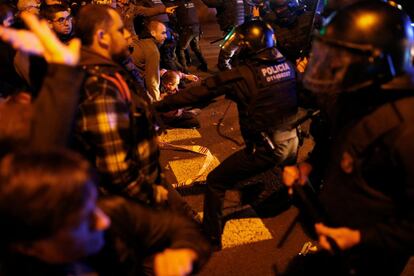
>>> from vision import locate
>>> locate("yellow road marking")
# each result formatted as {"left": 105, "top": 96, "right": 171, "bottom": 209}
{"left": 198, "top": 212, "right": 274, "bottom": 249}
{"left": 163, "top": 128, "right": 273, "bottom": 249}
{"left": 168, "top": 155, "right": 220, "bottom": 184}
{"left": 159, "top": 128, "right": 202, "bottom": 143}
{"left": 222, "top": 216, "right": 273, "bottom": 249}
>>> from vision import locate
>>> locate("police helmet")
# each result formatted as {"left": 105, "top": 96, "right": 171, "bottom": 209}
{"left": 221, "top": 18, "right": 277, "bottom": 61}
{"left": 303, "top": 0, "right": 414, "bottom": 94}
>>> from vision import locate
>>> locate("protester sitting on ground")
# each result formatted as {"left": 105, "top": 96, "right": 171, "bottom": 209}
{"left": 0, "top": 149, "right": 211, "bottom": 275}
{"left": 131, "top": 20, "right": 167, "bottom": 102}
{"left": 160, "top": 68, "right": 199, "bottom": 83}
{"left": 159, "top": 70, "right": 200, "bottom": 129}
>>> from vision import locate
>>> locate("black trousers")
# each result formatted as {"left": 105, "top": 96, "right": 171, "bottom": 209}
{"left": 202, "top": 137, "right": 299, "bottom": 243}
{"left": 177, "top": 24, "right": 207, "bottom": 69}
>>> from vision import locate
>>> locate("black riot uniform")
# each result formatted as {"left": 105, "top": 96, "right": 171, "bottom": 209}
{"left": 218, "top": 0, "right": 317, "bottom": 70}
{"left": 285, "top": 2, "right": 414, "bottom": 275}
{"left": 201, "top": 0, "right": 245, "bottom": 33}
{"left": 155, "top": 19, "right": 299, "bottom": 248}
{"left": 261, "top": 0, "right": 318, "bottom": 63}
{"left": 265, "top": 10, "right": 314, "bottom": 62}
{"left": 168, "top": 0, "right": 208, "bottom": 72}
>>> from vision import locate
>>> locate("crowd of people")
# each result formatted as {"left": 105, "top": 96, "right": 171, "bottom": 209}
{"left": 0, "top": 0, "right": 414, "bottom": 275}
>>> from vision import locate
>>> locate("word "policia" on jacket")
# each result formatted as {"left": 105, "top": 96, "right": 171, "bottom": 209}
{"left": 261, "top": 63, "right": 291, "bottom": 82}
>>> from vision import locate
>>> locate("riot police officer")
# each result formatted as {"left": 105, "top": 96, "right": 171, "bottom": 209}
{"left": 154, "top": 19, "right": 299, "bottom": 249}
{"left": 283, "top": 1, "right": 414, "bottom": 275}
{"left": 218, "top": 0, "right": 318, "bottom": 71}
{"left": 263, "top": 0, "right": 318, "bottom": 63}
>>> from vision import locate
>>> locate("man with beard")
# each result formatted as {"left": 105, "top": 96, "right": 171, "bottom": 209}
{"left": 73, "top": 5, "right": 199, "bottom": 221}
{"left": 283, "top": 1, "right": 414, "bottom": 275}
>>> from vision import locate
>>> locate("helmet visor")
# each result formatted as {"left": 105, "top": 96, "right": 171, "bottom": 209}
{"left": 303, "top": 39, "right": 374, "bottom": 94}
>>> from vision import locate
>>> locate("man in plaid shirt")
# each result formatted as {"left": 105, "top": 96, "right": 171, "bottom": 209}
{"left": 73, "top": 4, "right": 196, "bottom": 218}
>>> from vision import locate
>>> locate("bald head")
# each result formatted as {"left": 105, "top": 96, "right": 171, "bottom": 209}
{"left": 148, "top": 20, "right": 167, "bottom": 45}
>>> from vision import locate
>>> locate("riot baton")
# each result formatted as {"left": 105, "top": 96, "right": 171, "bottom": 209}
{"left": 210, "top": 37, "right": 225, "bottom": 44}
{"left": 292, "top": 181, "right": 341, "bottom": 254}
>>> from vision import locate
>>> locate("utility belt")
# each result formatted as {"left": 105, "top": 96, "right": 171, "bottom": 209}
{"left": 246, "top": 128, "right": 298, "bottom": 154}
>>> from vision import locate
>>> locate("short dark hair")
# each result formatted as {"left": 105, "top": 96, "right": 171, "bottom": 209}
{"left": 0, "top": 149, "right": 94, "bottom": 248}
{"left": 40, "top": 4, "right": 70, "bottom": 21}
{"left": 74, "top": 4, "right": 113, "bottom": 46}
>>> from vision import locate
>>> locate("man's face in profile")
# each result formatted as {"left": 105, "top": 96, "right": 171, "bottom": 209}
{"left": 151, "top": 23, "right": 167, "bottom": 45}
{"left": 107, "top": 9, "right": 131, "bottom": 63}
{"left": 21, "top": 187, "right": 111, "bottom": 263}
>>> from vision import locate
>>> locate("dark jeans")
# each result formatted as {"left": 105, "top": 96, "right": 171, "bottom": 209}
{"left": 202, "top": 137, "right": 299, "bottom": 243}
{"left": 177, "top": 24, "right": 207, "bottom": 69}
